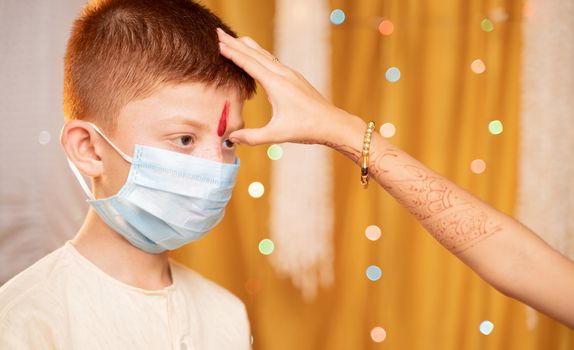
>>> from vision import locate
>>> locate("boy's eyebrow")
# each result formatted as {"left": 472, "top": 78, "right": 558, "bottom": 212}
{"left": 161, "top": 115, "right": 209, "bottom": 131}
{"left": 159, "top": 114, "right": 244, "bottom": 134}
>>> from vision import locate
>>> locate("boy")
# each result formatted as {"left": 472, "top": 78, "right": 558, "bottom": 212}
{"left": 0, "top": 0, "right": 255, "bottom": 349}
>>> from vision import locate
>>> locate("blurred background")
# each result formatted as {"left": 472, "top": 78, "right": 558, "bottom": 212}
{"left": 1, "top": 0, "right": 573, "bottom": 349}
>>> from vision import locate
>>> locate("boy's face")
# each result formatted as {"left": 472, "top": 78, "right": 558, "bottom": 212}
{"left": 96, "top": 82, "right": 244, "bottom": 197}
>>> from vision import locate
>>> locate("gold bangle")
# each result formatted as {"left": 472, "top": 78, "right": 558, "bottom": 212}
{"left": 360, "top": 121, "right": 376, "bottom": 189}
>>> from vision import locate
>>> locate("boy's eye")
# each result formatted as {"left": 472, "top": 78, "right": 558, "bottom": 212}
{"left": 174, "top": 135, "right": 194, "bottom": 147}
{"left": 223, "top": 139, "right": 235, "bottom": 149}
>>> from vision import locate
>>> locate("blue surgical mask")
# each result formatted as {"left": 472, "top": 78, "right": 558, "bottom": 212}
{"left": 67, "top": 122, "right": 240, "bottom": 254}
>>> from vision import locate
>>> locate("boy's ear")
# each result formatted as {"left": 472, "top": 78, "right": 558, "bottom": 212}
{"left": 60, "top": 120, "right": 104, "bottom": 177}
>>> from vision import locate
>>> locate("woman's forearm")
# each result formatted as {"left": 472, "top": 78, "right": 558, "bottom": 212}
{"left": 326, "top": 113, "right": 503, "bottom": 253}
{"left": 326, "top": 112, "right": 574, "bottom": 328}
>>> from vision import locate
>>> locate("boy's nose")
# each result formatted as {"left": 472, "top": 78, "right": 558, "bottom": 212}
{"left": 195, "top": 150, "right": 223, "bottom": 163}
{"left": 193, "top": 143, "right": 226, "bottom": 164}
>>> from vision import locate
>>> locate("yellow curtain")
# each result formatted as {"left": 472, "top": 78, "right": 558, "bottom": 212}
{"left": 172, "top": 0, "right": 574, "bottom": 349}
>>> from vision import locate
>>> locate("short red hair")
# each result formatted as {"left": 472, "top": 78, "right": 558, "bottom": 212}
{"left": 63, "top": 0, "right": 256, "bottom": 131}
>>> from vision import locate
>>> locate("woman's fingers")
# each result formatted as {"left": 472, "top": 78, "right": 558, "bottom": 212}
{"left": 240, "top": 36, "right": 274, "bottom": 60}
{"left": 217, "top": 28, "right": 285, "bottom": 75}
{"left": 230, "top": 125, "right": 281, "bottom": 146}
{"left": 217, "top": 28, "right": 269, "bottom": 63}
{"left": 218, "top": 41, "right": 273, "bottom": 88}
{"left": 229, "top": 128, "right": 265, "bottom": 146}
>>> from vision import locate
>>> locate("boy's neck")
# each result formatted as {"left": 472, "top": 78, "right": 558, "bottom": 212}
{"left": 71, "top": 209, "right": 173, "bottom": 290}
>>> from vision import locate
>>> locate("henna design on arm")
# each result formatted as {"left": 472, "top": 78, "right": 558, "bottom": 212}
{"left": 319, "top": 138, "right": 503, "bottom": 253}
{"left": 373, "top": 163, "right": 464, "bottom": 220}
{"left": 369, "top": 151, "right": 503, "bottom": 253}
{"left": 321, "top": 141, "right": 361, "bottom": 163}
{"left": 421, "top": 207, "right": 503, "bottom": 253}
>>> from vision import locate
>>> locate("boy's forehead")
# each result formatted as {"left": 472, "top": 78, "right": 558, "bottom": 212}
{"left": 152, "top": 82, "right": 243, "bottom": 105}
{"left": 118, "top": 82, "right": 244, "bottom": 127}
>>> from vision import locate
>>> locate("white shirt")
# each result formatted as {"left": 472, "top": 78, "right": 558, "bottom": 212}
{"left": 0, "top": 241, "right": 251, "bottom": 350}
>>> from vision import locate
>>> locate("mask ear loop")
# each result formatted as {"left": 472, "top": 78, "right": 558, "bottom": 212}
{"left": 62, "top": 122, "right": 133, "bottom": 201}
{"left": 86, "top": 122, "right": 133, "bottom": 163}
{"left": 67, "top": 158, "right": 95, "bottom": 200}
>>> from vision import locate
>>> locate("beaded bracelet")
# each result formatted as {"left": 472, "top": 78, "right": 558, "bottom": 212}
{"left": 361, "top": 121, "right": 376, "bottom": 189}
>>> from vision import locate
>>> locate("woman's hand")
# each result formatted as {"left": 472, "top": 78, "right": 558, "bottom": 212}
{"left": 216, "top": 28, "right": 363, "bottom": 147}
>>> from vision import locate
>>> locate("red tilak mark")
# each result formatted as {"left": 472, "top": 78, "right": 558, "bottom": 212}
{"left": 217, "top": 101, "right": 230, "bottom": 137}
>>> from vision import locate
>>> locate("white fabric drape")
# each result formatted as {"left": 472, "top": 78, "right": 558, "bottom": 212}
{"left": 270, "top": 0, "right": 334, "bottom": 301}
{"left": 516, "top": 0, "right": 574, "bottom": 260}
{"left": 0, "top": 1, "right": 87, "bottom": 284}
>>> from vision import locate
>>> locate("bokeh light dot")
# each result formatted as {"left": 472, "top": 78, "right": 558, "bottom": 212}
{"left": 488, "top": 120, "right": 504, "bottom": 135}
{"left": 267, "top": 144, "right": 284, "bottom": 160}
{"left": 385, "top": 67, "right": 401, "bottom": 83}
{"left": 371, "top": 327, "right": 387, "bottom": 343}
{"left": 471, "top": 59, "right": 486, "bottom": 74}
{"left": 365, "top": 225, "right": 382, "bottom": 241}
{"left": 471, "top": 159, "right": 487, "bottom": 174}
{"left": 248, "top": 182, "right": 265, "bottom": 198}
{"left": 330, "top": 9, "right": 346, "bottom": 25}
{"left": 378, "top": 20, "right": 394, "bottom": 36}
{"left": 259, "top": 238, "right": 275, "bottom": 255}
{"left": 479, "top": 320, "right": 494, "bottom": 335}
{"left": 366, "top": 265, "right": 382, "bottom": 281}
{"left": 480, "top": 18, "right": 494, "bottom": 32}
{"left": 38, "top": 130, "right": 51, "bottom": 145}
{"left": 379, "top": 122, "right": 396, "bottom": 138}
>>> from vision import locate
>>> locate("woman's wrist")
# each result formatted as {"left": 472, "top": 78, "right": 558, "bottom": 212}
{"left": 320, "top": 110, "right": 369, "bottom": 165}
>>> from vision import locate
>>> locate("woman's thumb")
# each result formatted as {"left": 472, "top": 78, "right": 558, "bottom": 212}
{"left": 229, "top": 127, "right": 273, "bottom": 146}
